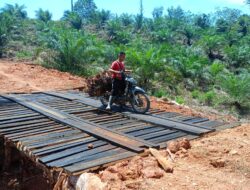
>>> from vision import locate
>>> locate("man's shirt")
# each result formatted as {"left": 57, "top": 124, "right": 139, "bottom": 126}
{"left": 111, "top": 60, "right": 125, "bottom": 80}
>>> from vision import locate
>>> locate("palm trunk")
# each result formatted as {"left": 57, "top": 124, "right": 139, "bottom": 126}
{"left": 71, "top": 0, "right": 74, "bottom": 12}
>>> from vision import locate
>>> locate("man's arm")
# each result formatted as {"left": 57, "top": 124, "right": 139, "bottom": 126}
{"left": 125, "top": 69, "right": 133, "bottom": 73}
{"left": 109, "top": 68, "right": 121, "bottom": 74}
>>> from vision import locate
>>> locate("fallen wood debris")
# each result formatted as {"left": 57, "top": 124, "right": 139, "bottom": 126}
{"left": 86, "top": 71, "right": 112, "bottom": 97}
{"left": 149, "top": 148, "right": 174, "bottom": 173}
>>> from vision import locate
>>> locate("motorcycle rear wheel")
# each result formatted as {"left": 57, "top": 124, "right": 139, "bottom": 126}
{"left": 131, "top": 92, "right": 150, "bottom": 114}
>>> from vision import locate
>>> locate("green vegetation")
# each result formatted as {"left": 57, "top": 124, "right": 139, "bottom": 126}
{"left": 0, "top": 0, "right": 249, "bottom": 116}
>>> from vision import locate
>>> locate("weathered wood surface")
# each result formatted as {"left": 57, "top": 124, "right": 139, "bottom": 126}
{"left": 2, "top": 95, "right": 157, "bottom": 153}
{"left": 42, "top": 92, "right": 215, "bottom": 135}
{"left": 0, "top": 92, "right": 236, "bottom": 175}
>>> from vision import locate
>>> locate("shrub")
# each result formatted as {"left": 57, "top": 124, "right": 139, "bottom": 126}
{"left": 210, "top": 61, "right": 225, "bottom": 76}
{"left": 176, "top": 96, "right": 185, "bottom": 105}
{"left": 191, "top": 90, "right": 200, "bottom": 99}
{"left": 16, "top": 50, "right": 33, "bottom": 60}
{"left": 218, "top": 73, "right": 250, "bottom": 110}
{"left": 203, "top": 90, "right": 216, "bottom": 105}
{"left": 40, "top": 27, "right": 106, "bottom": 75}
{"left": 153, "top": 88, "right": 169, "bottom": 98}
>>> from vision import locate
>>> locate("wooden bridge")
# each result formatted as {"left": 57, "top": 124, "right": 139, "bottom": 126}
{"left": 0, "top": 91, "right": 239, "bottom": 177}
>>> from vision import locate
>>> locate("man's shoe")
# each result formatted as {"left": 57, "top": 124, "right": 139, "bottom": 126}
{"left": 106, "top": 96, "right": 113, "bottom": 110}
{"left": 106, "top": 105, "right": 111, "bottom": 110}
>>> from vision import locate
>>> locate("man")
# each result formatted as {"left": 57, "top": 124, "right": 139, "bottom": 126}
{"left": 106, "top": 52, "right": 128, "bottom": 110}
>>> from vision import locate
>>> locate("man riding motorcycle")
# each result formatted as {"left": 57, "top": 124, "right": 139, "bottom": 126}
{"left": 106, "top": 52, "right": 131, "bottom": 110}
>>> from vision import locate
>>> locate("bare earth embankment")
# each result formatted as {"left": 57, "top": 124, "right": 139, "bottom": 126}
{"left": 0, "top": 60, "right": 86, "bottom": 93}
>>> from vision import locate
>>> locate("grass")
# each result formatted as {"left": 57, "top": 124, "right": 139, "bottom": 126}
{"left": 16, "top": 50, "right": 33, "bottom": 60}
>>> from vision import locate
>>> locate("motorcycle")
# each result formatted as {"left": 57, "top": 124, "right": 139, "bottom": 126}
{"left": 100, "top": 72, "right": 150, "bottom": 114}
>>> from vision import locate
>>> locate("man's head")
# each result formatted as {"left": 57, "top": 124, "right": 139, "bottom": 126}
{"left": 118, "top": 52, "right": 126, "bottom": 62}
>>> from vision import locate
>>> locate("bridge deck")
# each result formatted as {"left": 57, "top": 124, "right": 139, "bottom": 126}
{"left": 0, "top": 91, "right": 237, "bottom": 175}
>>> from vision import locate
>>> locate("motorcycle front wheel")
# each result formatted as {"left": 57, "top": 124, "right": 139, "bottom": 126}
{"left": 131, "top": 92, "right": 150, "bottom": 114}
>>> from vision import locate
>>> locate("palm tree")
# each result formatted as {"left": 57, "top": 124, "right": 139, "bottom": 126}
{"left": 93, "top": 9, "right": 111, "bottom": 29}
{"left": 35, "top": 8, "right": 52, "bottom": 23}
{"left": 71, "top": 0, "right": 74, "bottom": 11}
{"left": 1, "top": 3, "right": 27, "bottom": 19}
{"left": 0, "top": 12, "right": 14, "bottom": 57}
{"left": 62, "top": 10, "right": 82, "bottom": 29}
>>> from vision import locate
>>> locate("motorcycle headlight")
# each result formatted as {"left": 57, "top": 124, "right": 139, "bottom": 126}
{"left": 130, "top": 78, "right": 137, "bottom": 85}
{"left": 126, "top": 77, "right": 137, "bottom": 85}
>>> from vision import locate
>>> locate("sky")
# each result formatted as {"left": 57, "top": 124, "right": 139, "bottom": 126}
{"left": 0, "top": 0, "right": 249, "bottom": 20}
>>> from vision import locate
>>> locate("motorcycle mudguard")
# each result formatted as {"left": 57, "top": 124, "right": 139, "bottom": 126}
{"left": 132, "top": 86, "right": 146, "bottom": 94}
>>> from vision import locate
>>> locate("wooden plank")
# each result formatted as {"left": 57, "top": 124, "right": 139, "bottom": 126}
{"left": 126, "top": 126, "right": 167, "bottom": 137}
{"left": 74, "top": 112, "right": 99, "bottom": 118}
{"left": 0, "top": 113, "right": 40, "bottom": 122}
{"left": 0, "top": 108, "right": 29, "bottom": 115}
{"left": 156, "top": 112, "right": 181, "bottom": 118}
{"left": 18, "top": 129, "right": 80, "bottom": 143}
{"left": 65, "top": 151, "right": 136, "bottom": 173}
{"left": 47, "top": 92, "right": 213, "bottom": 135}
{"left": 0, "top": 115, "right": 45, "bottom": 126}
{"left": 139, "top": 129, "right": 177, "bottom": 140}
{"left": 88, "top": 114, "right": 123, "bottom": 122}
{"left": 43, "top": 92, "right": 102, "bottom": 108}
{"left": 104, "top": 121, "right": 143, "bottom": 129}
{"left": 6, "top": 125, "right": 65, "bottom": 139}
{"left": 0, "top": 120, "right": 54, "bottom": 133}
{"left": 33, "top": 137, "right": 98, "bottom": 156}
{"left": 117, "top": 123, "right": 151, "bottom": 132}
{"left": 47, "top": 146, "right": 120, "bottom": 167}
{"left": 182, "top": 116, "right": 200, "bottom": 121}
{"left": 40, "top": 141, "right": 107, "bottom": 163}
{"left": 38, "top": 100, "right": 69, "bottom": 105}
{"left": 1, "top": 95, "right": 157, "bottom": 152}
{"left": 94, "top": 118, "right": 128, "bottom": 125}
{"left": 0, "top": 109, "right": 33, "bottom": 117}
{"left": 102, "top": 119, "right": 136, "bottom": 128}
{"left": 76, "top": 113, "right": 116, "bottom": 120}
{"left": 92, "top": 116, "right": 124, "bottom": 123}
{"left": 213, "top": 121, "right": 240, "bottom": 131}
{"left": 0, "top": 119, "right": 50, "bottom": 130}
{"left": 151, "top": 131, "right": 187, "bottom": 144}
{"left": 174, "top": 116, "right": 196, "bottom": 121}
{"left": 125, "top": 113, "right": 213, "bottom": 135}
{"left": 197, "top": 120, "right": 225, "bottom": 128}
{"left": 10, "top": 128, "right": 68, "bottom": 142}
{"left": 27, "top": 133, "right": 89, "bottom": 149}
{"left": 185, "top": 117, "right": 209, "bottom": 124}
{"left": 4, "top": 123, "right": 61, "bottom": 136}
{"left": 151, "top": 114, "right": 213, "bottom": 131}
{"left": 0, "top": 104, "right": 23, "bottom": 110}
{"left": 67, "top": 108, "right": 99, "bottom": 114}
{"left": 45, "top": 102, "right": 83, "bottom": 107}
{"left": 60, "top": 107, "right": 96, "bottom": 113}
{"left": 51, "top": 104, "right": 87, "bottom": 110}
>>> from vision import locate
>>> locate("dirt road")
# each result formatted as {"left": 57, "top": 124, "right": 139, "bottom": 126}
{"left": 97, "top": 123, "right": 250, "bottom": 190}
{"left": 0, "top": 60, "right": 249, "bottom": 190}
{"left": 0, "top": 60, "right": 86, "bottom": 93}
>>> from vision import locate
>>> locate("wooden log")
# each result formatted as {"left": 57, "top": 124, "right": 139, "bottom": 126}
{"left": 149, "top": 148, "right": 174, "bottom": 173}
